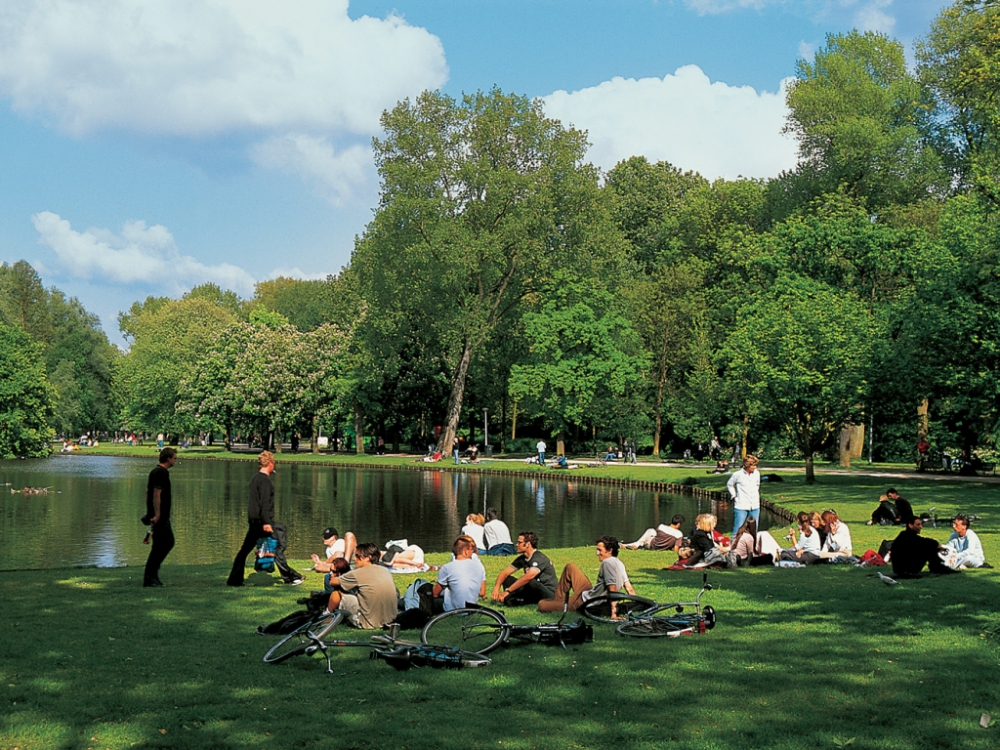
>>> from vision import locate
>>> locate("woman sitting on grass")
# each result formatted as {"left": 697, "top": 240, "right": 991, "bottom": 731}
{"left": 462, "top": 514, "right": 487, "bottom": 554}
{"left": 732, "top": 517, "right": 783, "bottom": 566}
{"left": 820, "top": 510, "right": 852, "bottom": 559}
{"left": 684, "top": 514, "right": 731, "bottom": 567}
{"left": 809, "top": 511, "right": 828, "bottom": 548}
{"left": 779, "top": 512, "right": 822, "bottom": 564}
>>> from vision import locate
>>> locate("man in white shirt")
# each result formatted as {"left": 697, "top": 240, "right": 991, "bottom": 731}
{"left": 536, "top": 439, "right": 547, "bottom": 466}
{"left": 483, "top": 507, "right": 515, "bottom": 555}
{"left": 727, "top": 455, "right": 761, "bottom": 538}
{"left": 943, "top": 514, "right": 985, "bottom": 569}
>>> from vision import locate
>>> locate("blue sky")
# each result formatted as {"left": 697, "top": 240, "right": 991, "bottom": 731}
{"left": 0, "top": 0, "right": 951, "bottom": 345}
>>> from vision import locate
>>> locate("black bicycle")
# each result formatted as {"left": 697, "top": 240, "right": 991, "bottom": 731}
{"left": 420, "top": 605, "right": 594, "bottom": 655}
{"left": 263, "top": 612, "right": 492, "bottom": 672}
{"left": 578, "top": 592, "right": 659, "bottom": 623}
{"left": 614, "top": 573, "right": 716, "bottom": 638}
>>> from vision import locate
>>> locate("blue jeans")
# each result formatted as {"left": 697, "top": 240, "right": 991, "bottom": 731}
{"left": 538, "top": 452, "right": 545, "bottom": 465}
{"left": 453, "top": 449, "right": 460, "bottom": 465}
{"left": 732, "top": 507, "right": 760, "bottom": 538}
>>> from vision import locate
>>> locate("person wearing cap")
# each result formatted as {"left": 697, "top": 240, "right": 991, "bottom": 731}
{"left": 312, "top": 527, "right": 358, "bottom": 592}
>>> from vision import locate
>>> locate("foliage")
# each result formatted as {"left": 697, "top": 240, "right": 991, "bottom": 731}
{"left": 0, "top": 323, "right": 55, "bottom": 457}
{"left": 509, "top": 272, "right": 648, "bottom": 440}
{"left": 114, "top": 297, "right": 238, "bottom": 435}
{"left": 353, "top": 87, "right": 627, "bottom": 456}
{"left": 784, "top": 30, "right": 947, "bottom": 211}
{"left": 724, "top": 274, "right": 875, "bottom": 481}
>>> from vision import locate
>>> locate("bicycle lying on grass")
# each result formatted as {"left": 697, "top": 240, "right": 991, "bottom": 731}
{"left": 420, "top": 605, "right": 594, "bottom": 654}
{"left": 262, "top": 611, "right": 492, "bottom": 673}
{"left": 612, "top": 573, "right": 716, "bottom": 638}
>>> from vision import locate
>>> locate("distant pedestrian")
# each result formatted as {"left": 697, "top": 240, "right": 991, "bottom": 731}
{"left": 453, "top": 437, "right": 460, "bottom": 465}
{"left": 536, "top": 439, "right": 547, "bottom": 466}
{"left": 157, "top": 433, "right": 164, "bottom": 450}
{"left": 227, "top": 451, "right": 304, "bottom": 587}
{"left": 143, "top": 447, "right": 177, "bottom": 587}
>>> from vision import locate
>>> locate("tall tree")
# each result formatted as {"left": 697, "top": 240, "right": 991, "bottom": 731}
{"left": 0, "top": 323, "right": 55, "bottom": 457}
{"left": 917, "top": 0, "right": 1000, "bottom": 205}
{"left": 509, "top": 271, "right": 647, "bottom": 449}
{"left": 723, "top": 275, "right": 875, "bottom": 482}
{"left": 353, "top": 88, "right": 625, "bottom": 455}
{"left": 785, "top": 30, "right": 947, "bottom": 211}
{"left": 114, "top": 297, "right": 237, "bottom": 435}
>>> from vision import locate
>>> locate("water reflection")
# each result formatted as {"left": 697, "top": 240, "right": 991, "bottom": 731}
{"left": 0, "top": 456, "right": 776, "bottom": 571}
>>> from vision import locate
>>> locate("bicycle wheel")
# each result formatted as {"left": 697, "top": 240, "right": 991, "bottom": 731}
{"left": 262, "top": 612, "right": 341, "bottom": 664}
{"left": 617, "top": 613, "right": 699, "bottom": 637}
{"left": 421, "top": 608, "right": 508, "bottom": 654}
{"left": 702, "top": 605, "right": 716, "bottom": 630}
{"left": 579, "top": 593, "right": 657, "bottom": 624}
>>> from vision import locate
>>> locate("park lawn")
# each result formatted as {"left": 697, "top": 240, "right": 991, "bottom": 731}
{"left": 3, "top": 533, "right": 1000, "bottom": 750}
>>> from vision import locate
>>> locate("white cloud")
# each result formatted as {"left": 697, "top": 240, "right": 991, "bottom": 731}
{"left": 684, "top": 0, "right": 773, "bottom": 13}
{"left": 31, "top": 211, "right": 257, "bottom": 296}
{"left": 250, "top": 134, "right": 375, "bottom": 206}
{"left": 0, "top": 0, "right": 447, "bottom": 137}
{"left": 798, "top": 40, "right": 817, "bottom": 60}
{"left": 542, "top": 65, "right": 798, "bottom": 180}
{"left": 853, "top": 0, "right": 896, "bottom": 34}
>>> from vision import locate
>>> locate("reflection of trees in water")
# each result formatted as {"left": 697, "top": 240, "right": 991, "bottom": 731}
{"left": 1, "top": 458, "right": 779, "bottom": 570}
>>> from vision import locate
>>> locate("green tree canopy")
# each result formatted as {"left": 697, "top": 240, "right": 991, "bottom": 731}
{"left": 0, "top": 323, "right": 55, "bottom": 457}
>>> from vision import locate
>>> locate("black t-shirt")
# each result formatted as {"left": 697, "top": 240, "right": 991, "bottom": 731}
{"left": 146, "top": 465, "right": 172, "bottom": 523}
{"left": 512, "top": 550, "right": 558, "bottom": 594}
{"left": 247, "top": 471, "right": 274, "bottom": 525}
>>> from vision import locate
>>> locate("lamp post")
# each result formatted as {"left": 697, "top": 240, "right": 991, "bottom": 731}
{"left": 483, "top": 408, "right": 489, "bottom": 454}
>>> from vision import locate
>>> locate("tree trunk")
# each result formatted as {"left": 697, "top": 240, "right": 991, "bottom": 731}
{"left": 805, "top": 454, "right": 815, "bottom": 484}
{"left": 556, "top": 434, "right": 565, "bottom": 456}
{"left": 511, "top": 401, "right": 518, "bottom": 441}
{"left": 274, "top": 430, "right": 282, "bottom": 453}
{"left": 311, "top": 415, "right": 319, "bottom": 454}
{"left": 354, "top": 400, "right": 365, "bottom": 455}
{"left": 438, "top": 338, "right": 474, "bottom": 461}
{"left": 839, "top": 426, "right": 852, "bottom": 469}
{"left": 652, "top": 376, "right": 665, "bottom": 457}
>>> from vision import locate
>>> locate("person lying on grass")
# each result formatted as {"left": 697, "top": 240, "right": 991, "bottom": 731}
{"left": 622, "top": 514, "right": 685, "bottom": 551}
{"left": 537, "top": 536, "right": 637, "bottom": 617}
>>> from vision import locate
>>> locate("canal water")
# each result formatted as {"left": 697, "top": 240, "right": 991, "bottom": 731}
{"left": 0, "top": 455, "right": 772, "bottom": 571}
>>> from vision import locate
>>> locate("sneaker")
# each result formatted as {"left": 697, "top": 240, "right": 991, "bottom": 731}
{"left": 286, "top": 577, "right": 306, "bottom": 586}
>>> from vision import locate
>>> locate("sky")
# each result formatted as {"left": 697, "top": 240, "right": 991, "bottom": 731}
{"left": 0, "top": 0, "right": 953, "bottom": 346}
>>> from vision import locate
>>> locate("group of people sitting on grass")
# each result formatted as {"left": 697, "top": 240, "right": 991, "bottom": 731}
{"left": 308, "top": 526, "right": 638, "bottom": 630}
{"left": 620, "top": 497, "right": 986, "bottom": 576}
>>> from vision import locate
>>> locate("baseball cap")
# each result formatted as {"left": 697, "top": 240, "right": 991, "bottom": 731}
{"left": 322, "top": 527, "right": 338, "bottom": 540}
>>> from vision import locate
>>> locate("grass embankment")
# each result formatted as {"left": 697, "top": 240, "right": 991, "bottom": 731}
{"left": 4, "top": 478, "right": 1000, "bottom": 750}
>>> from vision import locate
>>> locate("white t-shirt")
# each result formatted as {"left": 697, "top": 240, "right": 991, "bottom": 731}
{"left": 325, "top": 538, "right": 346, "bottom": 558}
{"left": 436, "top": 557, "right": 486, "bottom": 611}
{"left": 483, "top": 519, "right": 512, "bottom": 548}
{"left": 727, "top": 468, "right": 761, "bottom": 511}
{"left": 821, "top": 523, "right": 852, "bottom": 554}
{"left": 536, "top": 440, "right": 546, "bottom": 453}
{"left": 656, "top": 524, "right": 683, "bottom": 539}
{"left": 462, "top": 522, "right": 486, "bottom": 551}
{"left": 795, "top": 528, "right": 821, "bottom": 555}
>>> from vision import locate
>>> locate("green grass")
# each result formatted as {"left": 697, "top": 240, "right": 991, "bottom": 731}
{"left": 4, "top": 528, "right": 1000, "bottom": 750}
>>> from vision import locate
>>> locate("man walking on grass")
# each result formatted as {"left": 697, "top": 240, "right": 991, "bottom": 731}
{"left": 227, "top": 451, "right": 304, "bottom": 587}
{"left": 143, "top": 447, "right": 177, "bottom": 587}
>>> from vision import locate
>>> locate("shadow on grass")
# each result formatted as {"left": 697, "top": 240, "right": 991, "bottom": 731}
{"left": 2, "top": 558, "right": 1000, "bottom": 749}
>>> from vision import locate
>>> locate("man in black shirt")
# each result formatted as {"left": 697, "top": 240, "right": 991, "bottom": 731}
{"left": 490, "top": 531, "right": 558, "bottom": 606}
{"left": 890, "top": 516, "right": 956, "bottom": 577}
{"left": 226, "top": 451, "right": 304, "bottom": 587}
{"left": 143, "top": 447, "right": 177, "bottom": 587}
